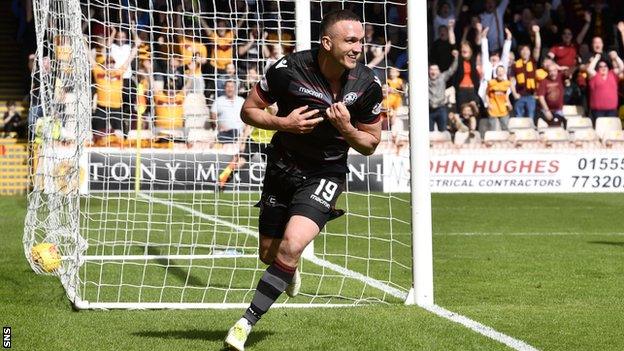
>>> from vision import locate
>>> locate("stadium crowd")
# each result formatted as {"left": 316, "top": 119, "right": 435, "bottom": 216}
{"left": 427, "top": 0, "right": 624, "bottom": 147}
{"left": 5, "top": 0, "right": 408, "bottom": 150}
{"left": 5, "top": 0, "right": 624, "bottom": 150}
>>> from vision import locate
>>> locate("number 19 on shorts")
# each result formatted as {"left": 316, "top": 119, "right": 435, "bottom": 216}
{"left": 314, "top": 179, "right": 338, "bottom": 202}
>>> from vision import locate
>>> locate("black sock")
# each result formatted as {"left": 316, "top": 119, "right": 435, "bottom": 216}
{"left": 243, "top": 258, "right": 295, "bottom": 326}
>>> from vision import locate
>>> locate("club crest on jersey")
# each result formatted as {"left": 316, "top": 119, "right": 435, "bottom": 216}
{"left": 342, "top": 92, "right": 358, "bottom": 106}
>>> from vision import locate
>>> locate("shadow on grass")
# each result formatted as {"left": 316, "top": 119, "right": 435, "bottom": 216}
{"left": 132, "top": 329, "right": 273, "bottom": 347}
{"left": 587, "top": 241, "right": 624, "bottom": 247}
{"left": 147, "top": 246, "right": 206, "bottom": 287}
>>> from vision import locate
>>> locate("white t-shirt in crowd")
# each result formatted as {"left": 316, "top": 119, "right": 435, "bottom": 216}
{"left": 110, "top": 43, "right": 132, "bottom": 79}
{"left": 211, "top": 95, "right": 245, "bottom": 132}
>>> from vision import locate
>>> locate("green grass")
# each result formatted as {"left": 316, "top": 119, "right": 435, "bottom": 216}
{"left": 2, "top": 194, "right": 623, "bottom": 350}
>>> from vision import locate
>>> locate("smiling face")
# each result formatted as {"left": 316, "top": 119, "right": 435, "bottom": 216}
{"left": 429, "top": 64, "right": 441, "bottom": 80}
{"left": 321, "top": 20, "right": 365, "bottom": 70}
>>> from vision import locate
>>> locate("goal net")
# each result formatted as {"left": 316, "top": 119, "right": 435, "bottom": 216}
{"left": 23, "top": 0, "right": 416, "bottom": 309}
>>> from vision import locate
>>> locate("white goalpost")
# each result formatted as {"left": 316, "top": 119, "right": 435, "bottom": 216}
{"left": 23, "top": 0, "right": 433, "bottom": 310}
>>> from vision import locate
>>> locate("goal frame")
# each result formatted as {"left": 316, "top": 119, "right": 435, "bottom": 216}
{"left": 27, "top": 0, "right": 434, "bottom": 310}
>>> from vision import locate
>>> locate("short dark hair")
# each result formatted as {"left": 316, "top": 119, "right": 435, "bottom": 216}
{"left": 319, "top": 9, "right": 362, "bottom": 37}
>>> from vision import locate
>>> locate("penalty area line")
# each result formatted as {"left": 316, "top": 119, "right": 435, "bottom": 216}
{"left": 422, "top": 304, "right": 540, "bottom": 351}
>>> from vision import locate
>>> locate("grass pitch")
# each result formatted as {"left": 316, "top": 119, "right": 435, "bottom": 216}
{"left": 2, "top": 194, "right": 623, "bottom": 350}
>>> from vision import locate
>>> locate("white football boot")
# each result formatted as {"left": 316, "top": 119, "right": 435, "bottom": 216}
{"left": 224, "top": 318, "right": 251, "bottom": 351}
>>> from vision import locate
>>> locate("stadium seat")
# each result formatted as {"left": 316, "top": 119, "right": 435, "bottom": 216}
{"left": 542, "top": 128, "right": 569, "bottom": 148}
{"left": 454, "top": 131, "right": 481, "bottom": 146}
{"left": 508, "top": 117, "right": 535, "bottom": 130}
{"left": 429, "top": 131, "right": 453, "bottom": 149}
{"left": 429, "top": 131, "right": 452, "bottom": 142}
{"left": 571, "top": 128, "right": 600, "bottom": 149}
{"left": 595, "top": 117, "right": 623, "bottom": 139}
{"left": 565, "top": 117, "right": 592, "bottom": 132}
{"left": 562, "top": 105, "right": 584, "bottom": 117}
{"left": 483, "top": 131, "right": 512, "bottom": 148}
{"left": 571, "top": 128, "right": 598, "bottom": 142}
{"left": 601, "top": 130, "right": 624, "bottom": 146}
{"left": 513, "top": 128, "right": 539, "bottom": 145}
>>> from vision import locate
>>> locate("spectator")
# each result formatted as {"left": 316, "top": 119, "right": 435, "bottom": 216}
{"left": 547, "top": 27, "right": 580, "bottom": 73}
{"left": 537, "top": 64, "right": 566, "bottom": 127}
{"left": 452, "top": 42, "right": 481, "bottom": 112}
{"left": 153, "top": 79, "right": 185, "bottom": 130}
{"left": 486, "top": 65, "right": 512, "bottom": 131}
{"left": 429, "top": 19, "right": 457, "bottom": 72}
{"left": 450, "top": 101, "right": 478, "bottom": 133}
{"left": 478, "top": 26, "right": 512, "bottom": 106}
{"left": 211, "top": 80, "right": 245, "bottom": 143}
{"left": 381, "top": 84, "right": 401, "bottom": 131}
{"left": 241, "top": 67, "right": 261, "bottom": 96}
{"left": 479, "top": 0, "right": 510, "bottom": 53}
{"left": 387, "top": 67, "right": 405, "bottom": 105}
{"left": 511, "top": 25, "right": 542, "bottom": 118}
{"left": 587, "top": 52, "right": 623, "bottom": 124}
{"left": 237, "top": 28, "right": 265, "bottom": 74}
{"left": 217, "top": 63, "right": 239, "bottom": 97}
{"left": 2, "top": 101, "right": 26, "bottom": 138}
{"left": 91, "top": 47, "right": 137, "bottom": 136}
{"left": 263, "top": 43, "right": 284, "bottom": 73}
{"left": 431, "top": 0, "right": 463, "bottom": 40}
{"left": 201, "top": 18, "right": 235, "bottom": 75}
{"left": 110, "top": 26, "right": 140, "bottom": 128}
{"left": 183, "top": 56, "right": 210, "bottom": 130}
{"left": 429, "top": 49, "right": 459, "bottom": 131}
{"left": 367, "top": 41, "right": 392, "bottom": 84}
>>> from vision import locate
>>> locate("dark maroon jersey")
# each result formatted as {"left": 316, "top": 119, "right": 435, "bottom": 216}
{"left": 256, "top": 49, "right": 383, "bottom": 174}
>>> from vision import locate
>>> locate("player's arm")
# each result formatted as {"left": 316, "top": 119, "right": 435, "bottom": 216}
{"left": 240, "top": 84, "right": 323, "bottom": 134}
{"left": 326, "top": 102, "right": 381, "bottom": 156}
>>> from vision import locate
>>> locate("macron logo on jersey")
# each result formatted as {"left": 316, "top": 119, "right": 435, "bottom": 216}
{"left": 275, "top": 58, "right": 288, "bottom": 69}
{"left": 298, "top": 86, "right": 324, "bottom": 99}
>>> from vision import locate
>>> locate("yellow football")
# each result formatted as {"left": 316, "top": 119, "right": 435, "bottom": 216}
{"left": 31, "top": 243, "right": 61, "bottom": 272}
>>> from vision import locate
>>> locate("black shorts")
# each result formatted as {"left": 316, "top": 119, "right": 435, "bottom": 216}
{"left": 257, "top": 152, "right": 345, "bottom": 238}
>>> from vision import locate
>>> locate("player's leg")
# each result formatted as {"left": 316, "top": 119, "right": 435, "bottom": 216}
{"left": 225, "top": 160, "right": 292, "bottom": 350}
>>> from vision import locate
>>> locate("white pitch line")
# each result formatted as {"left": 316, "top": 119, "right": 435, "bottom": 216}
{"left": 422, "top": 304, "right": 540, "bottom": 351}
{"left": 140, "top": 193, "right": 540, "bottom": 351}
{"left": 439, "top": 232, "right": 624, "bottom": 236}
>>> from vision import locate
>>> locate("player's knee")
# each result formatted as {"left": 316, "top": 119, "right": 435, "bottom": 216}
{"left": 278, "top": 238, "right": 305, "bottom": 261}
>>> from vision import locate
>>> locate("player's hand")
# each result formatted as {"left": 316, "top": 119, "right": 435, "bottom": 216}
{"left": 618, "top": 21, "right": 624, "bottom": 33}
{"left": 283, "top": 105, "right": 322, "bottom": 134}
{"left": 325, "top": 102, "right": 353, "bottom": 134}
